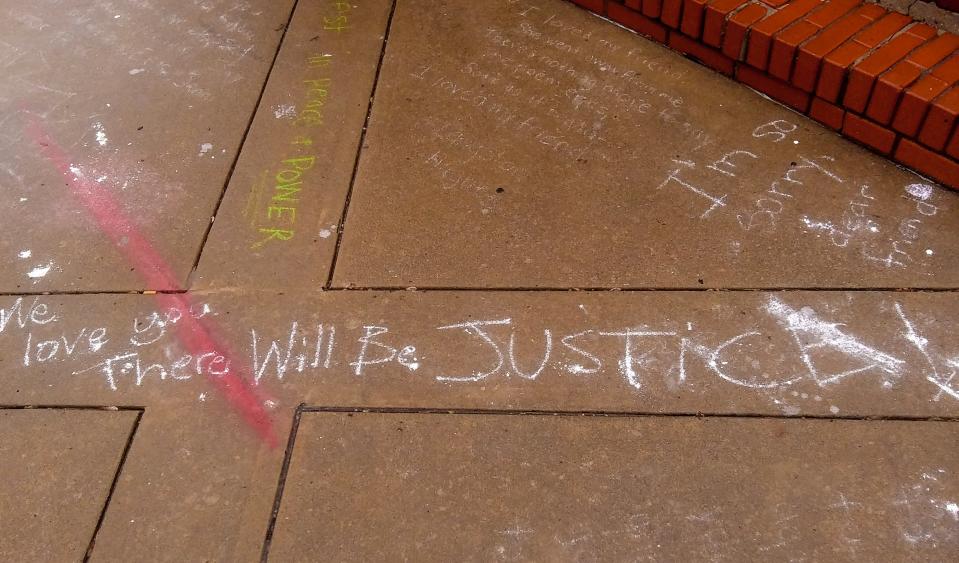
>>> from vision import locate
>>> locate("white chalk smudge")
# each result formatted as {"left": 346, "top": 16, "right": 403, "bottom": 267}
{"left": 906, "top": 183, "right": 934, "bottom": 201}
{"left": 319, "top": 224, "right": 337, "bottom": 239}
{"left": 897, "top": 469, "right": 958, "bottom": 546}
{"left": 272, "top": 104, "right": 297, "bottom": 119}
{"left": 94, "top": 122, "right": 108, "bottom": 146}
{"left": 128, "top": 68, "right": 145, "bottom": 75}
{"left": 946, "top": 502, "right": 958, "bottom": 520}
{"left": 895, "top": 302, "right": 959, "bottom": 401}
{"left": 17, "top": 250, "right": 31, "bottom": 259}
{"left": 801, "top": 216, "right": 835, "bottom": 233}
{"left": 764, "top": 297, "right": 905, "bottom": 386}
{"left": 198, "top": 142, "right": 213, "bottom": 157}
{"left": 27, "top": 263, "right": 53, "bottom": 279}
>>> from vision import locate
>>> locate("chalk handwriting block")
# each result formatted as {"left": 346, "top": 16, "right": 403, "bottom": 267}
{"left": 332, "top": 0, "right": 959, "bottom": 288}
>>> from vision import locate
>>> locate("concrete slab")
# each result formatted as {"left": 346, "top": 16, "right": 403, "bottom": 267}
{"left": 85, "top": 404, "right": 293, "bottom": 562}
{"left": 0, "top": 288, "right": 956, "bottom": 559}
{"left": 332, "top": 0, "right": 959, "bottom": 289}
{"left": 267, "top": 411, "right": 959, "bottom": 561}
{"left": 0, "top": 408, "right": 139, "bottom": 561}
{"left": 2, "top": 290, "right": 957, "bottom": 418}
{"left": 194, "top": 0, "right": 394, "bottom": 291}
{"left": 0, "top": 0, "right": 294, "bottom": 292}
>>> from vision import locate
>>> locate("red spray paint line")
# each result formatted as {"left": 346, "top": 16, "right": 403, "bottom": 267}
{"left": 25, "top": 115, "right": 278, "bottom": 448}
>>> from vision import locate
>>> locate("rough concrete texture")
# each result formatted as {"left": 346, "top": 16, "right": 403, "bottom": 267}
{"left": 269, "top": 412, "right": 959, "bottom": 561}
{"left": 910, "top": 0, "right": 959, "bottom": 33}
{"left": 0, "top": 0, "right": 957, "bottom": 560}
{"left": 0, "top": 409, "right": 138, "bottom": 561}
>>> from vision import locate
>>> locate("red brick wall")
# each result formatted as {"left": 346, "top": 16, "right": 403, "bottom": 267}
{"left": 569, "top": 0, "right": 959, "bottom": 189}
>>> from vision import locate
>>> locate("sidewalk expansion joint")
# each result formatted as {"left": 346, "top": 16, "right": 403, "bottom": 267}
{"left": 260, "top": 403, "right": 305, "bottom": 563}
{"left": 186, "top": 0, "right": 303, "bottom": 288}
{"left": 325, "top": 0, "right": 399, "bottom": 290}
{"left": 0, "top": 290, "right": 189, "bottom": 297}
{"left": 0, "top": 405, "right": 145, "bottom": 411}
{"left": 0, "top": 286, "right": 958, "bottom": 297}
{"left": 83, "top": 407, "right": 143, "bottom": 562}
{"left": 326, "top": 286, "right": 959, "bottom": 292}
{"left": 299, "top": 405, "right": 959, "bottom": 423}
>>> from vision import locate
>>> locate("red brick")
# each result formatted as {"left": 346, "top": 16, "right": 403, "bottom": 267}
{"left": 607, "top": 2, "right": 669, "bottom": 41}
{"left": 626, "top": 0, "right": 643, "bottom": 9}
{"left": 643, "top": 0, "right": 663, "bottom": 18}
{"left": 842, "top": 23, "right": 937, "bottom": 113}
{"left": 792, "top": 5, "right": 886, "bottom": 92}
{"left": 918, "top": 87, "right": 959, "bottom": 150}
{"left": 816, "top": 12, "right": 911, "bottom": 102}
{"left": 810, "top": 97, "right": 846, "bottom": 129}
{"left": 571, "top": 0, "right": 607, "bottom": 11}
{"left": 662, "top": 0, "right": 685, "bottom": 28}
{"left": 766, "top": 0, "right": 862, "bottom": 81}
{"left": 895, "top": 138, "right": 959, "bottom": 190}
{"left": 891, "top": 55, "right": 959, "bottom": 137}
{"left": 948, "top": 126, "right": 959, "bottom": 160}
{"left": 769, "top": 22, "right": 820, "bottom": 80}
{"left": 759, "top": 0, "right": 790, "bottom": 6}
{"left": 722, "top": 3, "right": 768, "bottom": 59}
{"left": 737, "top": 64, "right": 812, "bottom": 111}
{"left": 703, "top": 0, "right": 751, "bottom": 47}
{"left": 931, "top": 53, "right": 959, "bottom": 83}
{"left": 842, "top": 112, "right": 897, "bottom": 153}
{"left": 681, "top": 0, "right": 711, "bottom": 38}
{"left": 866, "top": 34, "right": 959, "bottom": 125}
{"left": 892, "top": 74, "right": 953, "bottom": 137}
{"left": 669, "top": 29, "right": 737, "bottom": 74}
{"left": 746, "top": 0, "right": 822, "bottom": 71}
{"left": 908, "top": 35, "right": 959, "bottom": 74}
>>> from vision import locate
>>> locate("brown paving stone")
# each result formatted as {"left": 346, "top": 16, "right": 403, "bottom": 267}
{"left": 332, "top": 0, "right": 959, "bottom": 289}
{"left": 0, "top": 408, "right": 138, "bottom": 561}
{"left": 268, "top": 411, "right": 959, "bottom": 561}
{"left": 0, "top": 0, "right": 295, "bottom": 292}
{"left": 194, "top": 0, "right": 394, "bottom": 291}
{"left": 86, "top": 405, "right": 295, "bottom": 562}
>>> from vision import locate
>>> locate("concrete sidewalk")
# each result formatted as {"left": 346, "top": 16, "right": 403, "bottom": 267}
{"left": 0, "top": 0, "right": 957, "bottom": 561}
